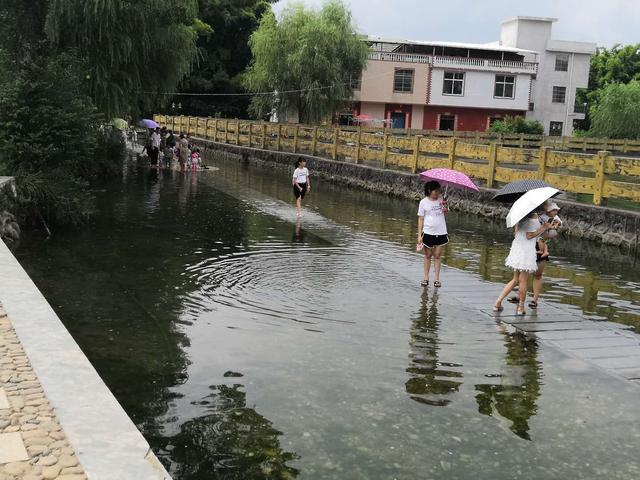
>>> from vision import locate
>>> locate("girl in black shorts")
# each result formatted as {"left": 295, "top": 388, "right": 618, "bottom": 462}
{"left": 292, "top": 159, "right": 311, "bottom": 217}
{"left": 417, "top": 181, "right": 449, "bottom": 287}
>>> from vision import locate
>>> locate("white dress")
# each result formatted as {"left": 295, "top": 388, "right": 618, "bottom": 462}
{"left": 504, "top": 218, "right": 539, "bottom": 272}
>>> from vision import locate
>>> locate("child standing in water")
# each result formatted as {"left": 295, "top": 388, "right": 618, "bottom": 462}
{"left": 417, "top": 181, "right": 449, "bottom": 288}
{"left": 494, "top": 213, "right": 553, "bottom": 315}
{"left": 292, "top": 159, "right": 310, "bottom": 217}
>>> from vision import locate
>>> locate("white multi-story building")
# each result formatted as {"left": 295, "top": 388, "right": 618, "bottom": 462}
{"left": 500, "top": 17, "right": 596, "bottom": 135}
{"left": 350, "top": 17, "right": 596, "bottom": 136}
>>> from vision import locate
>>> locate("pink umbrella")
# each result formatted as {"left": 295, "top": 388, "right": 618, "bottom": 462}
{"left": 419, "top": 168, "right": 480, "bottom": 192}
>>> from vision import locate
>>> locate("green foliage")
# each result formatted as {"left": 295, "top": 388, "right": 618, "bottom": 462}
{"left": 488, "top": 116, "right": 544, "bottom": 135}
{"left": 243, "top": 0, "right": 369, "bottom": 123}
{"left": 0, "top": 48, "right": 124, "bottom": 228}
{"left": 45, "top": 0, "right": 201, "bottom": 118}
{"left": 590, "top": 81, "right": 640, "bottom": 139}
{"left": 170, "top": 0, "right": 276, "bottom": 118}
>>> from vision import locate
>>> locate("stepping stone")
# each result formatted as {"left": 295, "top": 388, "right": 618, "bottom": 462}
{"left": 591, "top": 356, "right": 640, "bottom": 370}
{"left": 550, "top": 337, "right": 640, "bottom": 349}
{"left": 534, "top": 329, "right": 613, "bottom": 341}
{"left": 0, "top": 388, "right": 9, "bottom": 409}
{"left": 572, "top": 345, "right": 640, "bottom": 359}
{"left": 512, "top": 321, "right": 590, "bottom": 332}
{"left": 0, "top": 432, "right": 29, "bottom": 464}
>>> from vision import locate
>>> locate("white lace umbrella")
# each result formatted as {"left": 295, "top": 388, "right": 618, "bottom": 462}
{"left": 506, "top": 187, "right": 559, "bottom": 228}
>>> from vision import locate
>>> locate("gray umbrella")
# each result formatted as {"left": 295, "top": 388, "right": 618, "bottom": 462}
{"left": 492, "top": 179, "right": 555, "bottom": 204}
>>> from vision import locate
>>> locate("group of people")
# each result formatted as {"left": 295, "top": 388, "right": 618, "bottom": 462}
{"left": 142, "top": 127, "right": 203, "bottom": 172}
{"left": 413, "top": 180, "right": 563, "bottom": 315}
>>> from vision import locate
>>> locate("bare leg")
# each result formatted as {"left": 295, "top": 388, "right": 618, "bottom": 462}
{"left": 433, "top": 245, "right": 443, "bottom": 283}
{"left": 517, "top": 271, "right": 529, "bottom": 314}
{"left": 296, "top": 196, "right": 302, "bottom": 215}
{"left": 495, "top": 271, "right": 519, "bottom": 309}
{"left": 422, "top": 248, "right": 433, "bottom": 283}
{"left": 532, "top": 263, "right": 545, "bottom": 305}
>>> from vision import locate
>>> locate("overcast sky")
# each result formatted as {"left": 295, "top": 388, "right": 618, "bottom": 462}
{"left": 272, "top": 0, "right": 638, "bottom": 47}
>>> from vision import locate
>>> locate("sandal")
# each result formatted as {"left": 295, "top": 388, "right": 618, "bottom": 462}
{"left": 434, "top": 281, "right": 442, "bottom": 288}
{"left": 493, "top": 304, "right": 504, "bottom": 312}
{"left": 420, "top": 280, "right": 429, "bottom": 287}
{"left": 507, "top": 296, "right": 519, "bottom": 304}
{"left": 516, "top": 303, "right": 526, "bottom": 316}
{"left": 528, "top": 300, "right": 538, "bottom": 309}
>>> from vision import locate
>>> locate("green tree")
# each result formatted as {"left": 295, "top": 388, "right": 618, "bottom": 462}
{"left": 589, "top": 81, "right": 640, "bottom": 139}
{"left": 576, "top": 44, "right": 640, "bottom": 132}
{"left": 243, "top": 0, "right": 368, "bottom": 123}
{"left": 170, "top": 0, "right": 276, "bottom": 118}
{"left": 45, "top": 0, "right": 201, "bottom": 118}
{"left": 488, "top": 116, "right": 544, "bottom": 135}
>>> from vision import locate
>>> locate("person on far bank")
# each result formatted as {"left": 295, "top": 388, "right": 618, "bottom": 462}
{"left": 494, "top": 212, "right": 553, "bottom": 315}
{"left": 292, "top": 159, "right": 311, "bottom": 217}
{"left": 417, "top": 181, "right": 449, "bottom": 288}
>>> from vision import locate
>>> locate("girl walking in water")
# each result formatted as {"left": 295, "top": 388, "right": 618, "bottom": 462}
{"left": 494, "top": 213, "right": 553, "bottom": 315}
{"left": 292, "top": 159, "right": 310, "bottom": 217}
{"left": 417, "top": 181, "right": 449, "bottom": 288}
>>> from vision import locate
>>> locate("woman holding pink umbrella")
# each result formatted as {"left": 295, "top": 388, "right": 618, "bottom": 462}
{"left": 417, "top": 168, "right": 479, "bottom": 288}
{"left": 417, "top": 180, "right": 449, "bottom": 287}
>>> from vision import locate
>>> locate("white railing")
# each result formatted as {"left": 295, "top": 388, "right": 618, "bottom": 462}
{"left": 366, "top": 51, "right": 538, "bottom": 73}
{"left": 367, "top": 51, "right": 432, "bottom": 64}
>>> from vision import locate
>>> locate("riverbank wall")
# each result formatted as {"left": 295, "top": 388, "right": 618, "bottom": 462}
{"left": 0, "top": 239, "right": 171, "bottom": 479}
{"left": 194, "top": 139, "right": 640, "bottom": 252}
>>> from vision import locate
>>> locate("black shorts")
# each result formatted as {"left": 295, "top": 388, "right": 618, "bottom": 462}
{"left": 536, "top": 253, "right": 549, "bottom": 263}
{"left": 421, "top": 233, "right": 449, "bottom": 248}
{"left": 294, "top": 183, "right": 308, "bottom": 199}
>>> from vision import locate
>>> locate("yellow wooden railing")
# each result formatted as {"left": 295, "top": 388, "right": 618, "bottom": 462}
{"left": 153, "top": 115, "right": 640, "bottom": 206}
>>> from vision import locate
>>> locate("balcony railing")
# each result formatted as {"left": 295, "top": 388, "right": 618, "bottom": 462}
{"left": 366, "top": 51, "right": 538, "bottom": 73}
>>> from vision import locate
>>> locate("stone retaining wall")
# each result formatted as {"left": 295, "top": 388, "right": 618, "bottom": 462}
{"left": 195, "top": 139, "right": 640, "bottom": 253}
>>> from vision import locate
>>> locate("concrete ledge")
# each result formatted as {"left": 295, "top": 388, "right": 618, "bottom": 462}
{"left": 0, "top": 239, "right": 170, "bottom": 480}
{"left": 195, "top": 139, "right": 640, "bottom": 252}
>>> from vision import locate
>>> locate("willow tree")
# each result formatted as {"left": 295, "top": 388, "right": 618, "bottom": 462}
{"left": 243, "top": 0, "right": 368, "bottom": 124}
{"left": 590, "top": 81, "right": 640, "bottom": 139}
{"left": 46, "top": 0, "right": 202, "bottom": 117}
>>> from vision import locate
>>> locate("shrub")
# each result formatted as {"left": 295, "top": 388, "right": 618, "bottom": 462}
{"left": 489, "top": 116, "right": 544, "bottom": 135}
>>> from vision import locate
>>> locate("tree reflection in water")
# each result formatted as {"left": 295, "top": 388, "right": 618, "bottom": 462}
{"left": 405, "top": 291, "right": 463, "bottom": 406}
{"left": 163, "top": 384, "right": 299, "bottom": 480}
{"left": 475, "top": 326, "right": 542, "bottom": 441}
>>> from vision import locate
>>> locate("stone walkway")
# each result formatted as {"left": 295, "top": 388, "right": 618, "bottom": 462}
{"left": 0, "top": 305, "right": 86, "bottom": 480}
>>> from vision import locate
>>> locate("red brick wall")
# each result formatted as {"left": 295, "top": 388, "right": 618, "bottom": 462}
{"left": 422, "top": 106, "right": 525, "bottom": 132}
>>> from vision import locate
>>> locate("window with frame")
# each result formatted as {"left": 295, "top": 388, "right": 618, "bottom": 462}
{"left": 443, "top": 72, "right": 465, "bottom": 95}
{"left": 393, "top": 69, "right": 414, "bottom": 93}
{"left": 555, "top": 54, "right": 569, "bottom": 72}
{"left": 494, "top": 75, "right": 516, "bottom": 98}
{"left": 350, "top": 74, "right": 362, "bottom": 90}
{"left": 552, "top": 86, "right": 566, "bottom": 103}
{"left": 549, "top": 121, "right": 563, "bottom": 136}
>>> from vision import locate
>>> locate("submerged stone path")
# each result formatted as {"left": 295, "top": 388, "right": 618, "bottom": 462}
{"left": 433, "top": 272, "right": 640, "bottom": 387}
{"left": 0, "top": 305, "right": 86, "bottom": 480}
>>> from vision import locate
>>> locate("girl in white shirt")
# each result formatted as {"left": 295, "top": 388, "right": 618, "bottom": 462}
{"left": 292, "top": 159, "right": 311, "bottom": 217}
{"left": 417, "top": 181, "right": 449, "bottom": 288}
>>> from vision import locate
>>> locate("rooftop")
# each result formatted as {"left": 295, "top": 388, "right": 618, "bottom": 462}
{"left": 365, "top": 35, "right": 537, "bottom": 55}
{"left": 502, "top": 16, "right": 558, "bottom": 24}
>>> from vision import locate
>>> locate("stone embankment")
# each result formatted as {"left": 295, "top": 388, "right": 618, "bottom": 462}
{"left": 0, "top": 306, "right": 85, "bottom": 480}
{"left": 195, "top": 140, "right": 640, "bottom": 252}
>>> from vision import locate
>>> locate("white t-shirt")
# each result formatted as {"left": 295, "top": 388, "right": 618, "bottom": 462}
{"left": 418, "top": 197, "right": 447, "bottom": 235}
{"left": 151, "top": 132, "right": 161, "bottom": 148}
{"left": 293, "top": 167, "right": 309, "bottom": 184}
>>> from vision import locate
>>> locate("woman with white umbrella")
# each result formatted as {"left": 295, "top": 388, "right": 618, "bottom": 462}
{"left": 493, "top": 188, "right": 557, "bottom": 315}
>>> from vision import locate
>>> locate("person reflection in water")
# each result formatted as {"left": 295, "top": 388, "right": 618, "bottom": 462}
{"left": 292, "top": 158, "right": 310, "bottom": 217}
{"left": 474, "top": 325, "right": 542, "bottom": 441}
{"left": 292, "top": 219, "right": 304, "bottom": 243}
{"left": 405, "top": 290, "right": 462, "bottom": 406}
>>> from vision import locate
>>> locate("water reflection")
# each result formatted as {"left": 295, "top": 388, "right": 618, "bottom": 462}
{"left": 475, "top": 326, "right": 542, "bottom": 441}
{"left": 162, "top": 383, "right": 299, "bottom": 479}
{"left": 406, "top": 291, "right": 462, "bottom": 406}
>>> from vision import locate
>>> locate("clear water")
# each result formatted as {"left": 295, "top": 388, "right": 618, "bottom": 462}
{"left": 15, "top": 156, "right": 640, "bottom": 479}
